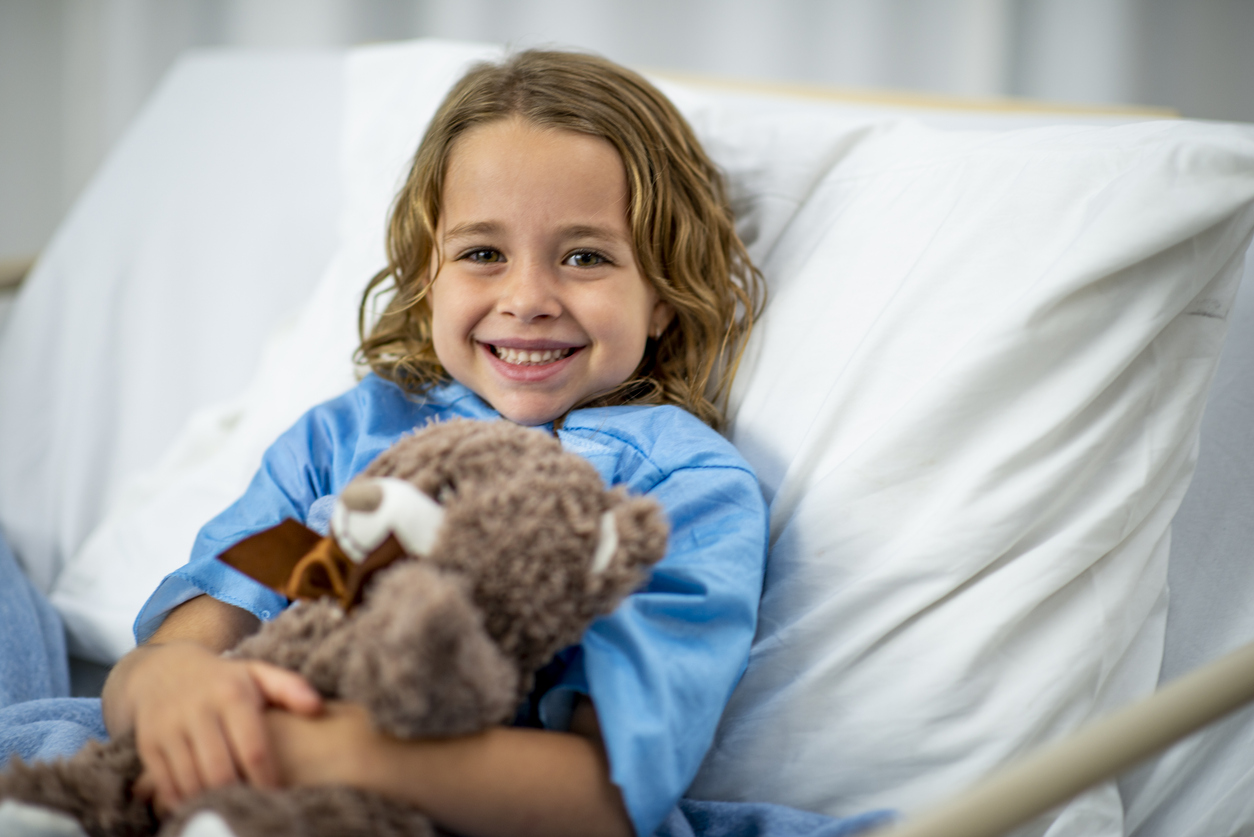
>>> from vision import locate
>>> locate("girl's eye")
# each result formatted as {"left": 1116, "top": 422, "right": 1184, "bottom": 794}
{"left": 463, "top": 248, "right": 504, "bottom": 264}
{"left": 564, "top": 251, "right": 609, "bottom": 268}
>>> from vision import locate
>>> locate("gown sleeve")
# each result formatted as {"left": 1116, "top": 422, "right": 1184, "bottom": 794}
{"left": 543, "top": 417, "right": 769, "bottom": 837}
{"left": 132, "top": 386, "right": 369, "bottom": 642}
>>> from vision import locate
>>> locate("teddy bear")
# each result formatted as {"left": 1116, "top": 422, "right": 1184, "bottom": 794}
{"left": 0, "top": 418, "right": 669, "bottom": 837}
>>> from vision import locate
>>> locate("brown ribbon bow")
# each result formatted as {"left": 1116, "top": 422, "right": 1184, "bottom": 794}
{"left": 217, "top": 518, "right": 408, "bottom": 613}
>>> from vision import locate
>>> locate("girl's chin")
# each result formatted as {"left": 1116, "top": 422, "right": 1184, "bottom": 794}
{"left": 485, "top": 381, "right": 600, "bottom": 425}
{"left": 493, "top": 399, "right": 573, "bottom": 427}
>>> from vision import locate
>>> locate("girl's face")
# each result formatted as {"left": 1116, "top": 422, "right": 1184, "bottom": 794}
{"left": 429, "top": 118, "right": 673, "bottom": 426}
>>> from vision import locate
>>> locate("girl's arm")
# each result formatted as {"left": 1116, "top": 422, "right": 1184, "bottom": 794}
{"left": 266, "top": 697, "right": 633, "bottom": 837}
{"left": 101, "top": 594, "right": 322, "bottom": 810}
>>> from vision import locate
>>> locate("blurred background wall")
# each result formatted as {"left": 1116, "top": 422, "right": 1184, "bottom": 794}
{"left": 1, "top": 0, "right": 1252, "bottom": 267}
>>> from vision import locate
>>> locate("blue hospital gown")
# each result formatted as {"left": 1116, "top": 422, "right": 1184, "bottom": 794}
{"left": 133, "top": 374, "right": 769, "bottom": 837}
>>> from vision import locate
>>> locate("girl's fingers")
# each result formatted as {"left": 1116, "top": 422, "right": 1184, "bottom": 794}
{"left": 188, "top": 715, "right": 242, "bottom": 791}
{"left": 150, "top": 735, "right": 200, "bottom": 810}
{"left": 138, "top": 752, "right": 177, "bottom": 816}
{"left": 127, "top": 653, "right": 315, "bottom": 811}
{"left": 222, "top": 700, "right": 278, "bottom": 789}
{"left": 135, "top": 734, "right": 179, "bottom": 812}
{"left": 136, "top": 767, "right": 176, "bottom": 819}
{"left": 248, "top": 662, "right": 322, "bottom": 715}
{"left": 133, "top": 770, "right": 155, "bottom": 802}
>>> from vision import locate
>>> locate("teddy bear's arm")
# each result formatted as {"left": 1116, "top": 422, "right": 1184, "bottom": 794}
{"left": 336, "top": 562, "right": 519, "bottom": 738}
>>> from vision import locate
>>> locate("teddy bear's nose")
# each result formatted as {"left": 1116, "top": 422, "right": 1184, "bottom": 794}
{"left": 341, "top": 481, "right": 384, "bottom": 512}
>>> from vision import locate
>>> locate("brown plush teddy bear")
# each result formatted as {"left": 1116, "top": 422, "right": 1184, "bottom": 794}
{"left": 0, "top": 418, "right": 669, "bottom": 837}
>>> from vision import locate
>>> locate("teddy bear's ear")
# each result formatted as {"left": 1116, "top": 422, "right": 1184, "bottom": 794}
{"left": 585, "top": 493, "right": 669, "bottom": 599}
{"left": 588, "top": 510, "right": 620, "bottom": 576}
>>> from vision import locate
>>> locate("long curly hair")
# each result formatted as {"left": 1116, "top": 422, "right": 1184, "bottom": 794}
{"left": 356, "top": 49, "right": 764, "bottom": 430}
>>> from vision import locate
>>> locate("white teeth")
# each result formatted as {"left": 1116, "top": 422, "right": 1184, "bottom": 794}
{"left": 492, "top": 346, "right": 573, "bottom": 365}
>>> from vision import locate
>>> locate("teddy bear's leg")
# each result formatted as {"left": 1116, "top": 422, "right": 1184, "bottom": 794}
{"left": 160, "top": 786, "right": 434, "bottom": 837}
{"left": 0, "top": 734, "right": 157, "bottom": 837}
{"left": 286, "top": 787, "right": 435, "bottom": 837}
{"left": 331, "top": 562, "right": 519, "bottom": 739}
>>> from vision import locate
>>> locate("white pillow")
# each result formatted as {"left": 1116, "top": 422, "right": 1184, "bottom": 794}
{"left": 685, "top": 116, "right": 1254, "bottom": 835}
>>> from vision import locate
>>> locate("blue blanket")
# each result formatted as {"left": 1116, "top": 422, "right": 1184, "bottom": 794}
{"left": 0, "top": 532, "right": 108, "bottom": 763}
{"left": 657, "top": 800, "right": 894, "bottom": 836}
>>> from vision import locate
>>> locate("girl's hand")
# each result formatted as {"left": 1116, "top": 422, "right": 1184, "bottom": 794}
{"left": 101, "top": 594, "right": 322, "bottom": 814}
{"left": 123, "top": 643, "right": 322, "bottom": 812}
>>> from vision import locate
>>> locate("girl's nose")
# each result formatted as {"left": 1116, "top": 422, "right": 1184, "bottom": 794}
{"left": 498, "top": 260, "right": 562, "bottom": 322}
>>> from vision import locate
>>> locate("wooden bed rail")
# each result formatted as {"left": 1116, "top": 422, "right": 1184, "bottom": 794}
{"left": 647, "top": 70, "right": 1178, "bottom": 119}
{"left": 875, "top": 640, "right": 1254, "bottom": 837}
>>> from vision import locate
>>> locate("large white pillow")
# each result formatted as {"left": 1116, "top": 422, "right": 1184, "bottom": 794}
{"left": 42, "top": 39, "right": 1254, "bottom": 837}
{"left": 685, "top": 116, "right": 1254, "bottom": 835}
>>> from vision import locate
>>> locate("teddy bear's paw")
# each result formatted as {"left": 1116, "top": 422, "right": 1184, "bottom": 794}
{"left": 0, "top": 800, "right": 89, "bottom": 837}
{"left": 342, "top": 562, "right": 519, "bottom": 738}
{"left": 0, "top": 736, "right": 155, "bottom": 837}
{"left": 229, "top": 598, "right": 348, "bottom": 686}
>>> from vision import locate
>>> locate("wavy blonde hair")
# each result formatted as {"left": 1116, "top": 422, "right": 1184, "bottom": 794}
{"left": 357, "top": 49, "right": 763, "bottom": 429}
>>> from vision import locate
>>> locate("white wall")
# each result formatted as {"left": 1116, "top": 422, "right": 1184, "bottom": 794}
{"left": 1, "top": 0, "right": 1252, "bottom": 265}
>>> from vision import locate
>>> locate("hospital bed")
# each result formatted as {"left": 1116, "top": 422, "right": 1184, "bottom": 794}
{"left": 0, "top": 39, "right": 1252, "bottom": 837}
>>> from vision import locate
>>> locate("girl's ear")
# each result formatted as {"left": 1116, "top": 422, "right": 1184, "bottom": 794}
{"left": 650, "top": 300, "right": 675, "bottom": 340}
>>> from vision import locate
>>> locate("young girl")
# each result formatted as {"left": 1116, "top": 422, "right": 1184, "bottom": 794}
{"left": 101, "top": 50, "right": 768, "bottom": 837}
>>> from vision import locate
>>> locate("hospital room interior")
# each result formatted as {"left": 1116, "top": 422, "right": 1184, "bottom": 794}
{"left": 2, "top": 2, "right": 1254, "bottom": 836}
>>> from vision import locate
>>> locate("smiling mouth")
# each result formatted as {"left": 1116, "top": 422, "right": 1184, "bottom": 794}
{"left": 489, "top": 345, "right": 578, "bottom": 366}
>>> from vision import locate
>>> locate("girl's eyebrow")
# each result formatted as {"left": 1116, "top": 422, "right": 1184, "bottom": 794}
{"left": 443, "top": 222, "right": 629, "bottom": 246}
{"left": 560, "top": 224, "right": 628, "bottom": 244}
{"left": 443, "top": 221, "right": 502, "bottom": 241}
